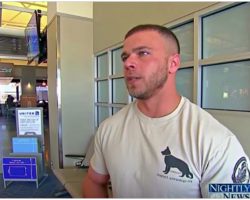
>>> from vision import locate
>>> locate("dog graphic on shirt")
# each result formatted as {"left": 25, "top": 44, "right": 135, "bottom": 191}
{"left": 161, "top": 146, "right": 193, "bottom": 179}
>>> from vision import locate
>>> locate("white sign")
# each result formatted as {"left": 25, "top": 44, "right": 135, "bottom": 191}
{"left": 17, "top": 109, "right": 42, "bottom": 136}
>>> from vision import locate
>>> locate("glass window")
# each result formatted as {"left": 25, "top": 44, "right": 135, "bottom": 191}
{"left": 202, "top": 3, "right": 250, "bottom": 59}
{"left": 97, "top": 106, "right": 109, "bottom": 125}
{"left": 202, "top": 61, "right": 250, "bottom": 111}
{"left": 0, "top": 82, "right": 21, "bottom": 104}
{"left": 171, "top": 22, "right": 194, "bottom": 62}
{"left": 112, "top": 47, "right": 123, "bottom": 75}
{"left": 112, "top": 107, "right": 122, "bottom": 115}
{"left": 176, "top": 67, "right": 194, "bottom": 101}
{"left": 112, "top": 78, "right": 127, "bottom": 104}
{"left": 97, "top": 80, "right": 109, "bottom": 103}
{"left": 97, "top": 53, "right": 109, "bottom": 78}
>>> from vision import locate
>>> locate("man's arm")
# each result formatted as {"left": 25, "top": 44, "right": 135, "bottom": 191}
{"left": 82, "top": 165, "right": 110, "bottom": 198}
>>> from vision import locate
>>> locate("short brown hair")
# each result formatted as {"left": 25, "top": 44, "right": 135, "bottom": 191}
{"left": 125, "top": 24, "right": 180, "bottom": 54}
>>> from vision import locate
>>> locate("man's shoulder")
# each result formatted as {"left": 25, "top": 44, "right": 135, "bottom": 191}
{"left": 182, "top": 97, "right": 233, "bottom": 137}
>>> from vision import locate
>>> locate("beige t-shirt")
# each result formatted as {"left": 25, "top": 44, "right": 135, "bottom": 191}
{"left": 91, "top": 97, "right": 250, "bottom": 198}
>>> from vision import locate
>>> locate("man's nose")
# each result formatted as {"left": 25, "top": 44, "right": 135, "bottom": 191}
{"left": 123, "top": 54, "right": 137, "bottom": 70}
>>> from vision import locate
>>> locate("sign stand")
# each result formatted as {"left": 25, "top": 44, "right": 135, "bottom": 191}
{"left": 2, "top": 107, "right": 48, "bottom": 188}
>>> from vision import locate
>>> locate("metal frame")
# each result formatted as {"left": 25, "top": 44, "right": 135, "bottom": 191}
{"left": 55, "top": 15, "right": 63, "bottom": 169}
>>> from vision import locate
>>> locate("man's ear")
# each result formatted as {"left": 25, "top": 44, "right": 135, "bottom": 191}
{"left": 168, "top": 54, "right": 180, "bottom": 74}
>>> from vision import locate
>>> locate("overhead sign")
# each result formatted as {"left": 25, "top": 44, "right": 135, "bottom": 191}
{"left": 0, "top": 63, "right": 13, "bottom": 77}
{"left": 16, "top": 108, "right": 43, "bottom": 136}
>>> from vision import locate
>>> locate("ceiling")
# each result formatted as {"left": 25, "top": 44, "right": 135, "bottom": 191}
{"left": 1, "top": 2, "right": 47, "bottom": 30}
{"left": 0, "top": 2, "right": 47, "bottom": 67}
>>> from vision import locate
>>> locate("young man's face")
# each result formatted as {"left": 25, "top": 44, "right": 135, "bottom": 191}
{"left": 122, "top": 30, "right": 171, "bottom": 100}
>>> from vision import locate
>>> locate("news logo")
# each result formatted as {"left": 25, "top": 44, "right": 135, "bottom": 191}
{"left": 209, "top": 184, "right": 250, "bottom": 198}
{"left": 232, "top": 157, "right": 250, "bottom": 184}
{"left": 208, "top": 157, "right": 250, "bottom": 198}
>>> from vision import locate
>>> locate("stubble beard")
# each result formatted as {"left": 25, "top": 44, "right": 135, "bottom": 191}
{"left": 126, "top": 65, "right": 168, "bottom": 100}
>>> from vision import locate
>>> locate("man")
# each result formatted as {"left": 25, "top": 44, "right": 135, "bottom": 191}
{"left": 83, "top": 24, "right": 250, "bottom": 198}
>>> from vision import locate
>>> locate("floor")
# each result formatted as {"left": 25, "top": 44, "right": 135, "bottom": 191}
{"left": 0, "top": 114, "right": 70, "bottom": 198}
{"left": 0, "top": 169, "right": 71, "bottom": 198}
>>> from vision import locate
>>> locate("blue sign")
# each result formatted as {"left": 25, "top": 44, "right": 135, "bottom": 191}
{"left": 209, "top": 184, "right": 250, "bottom": 193}
{"left": 209, "top": 184, "right": 250, "bottom": 198}
{"left": 12, "top": 137, "right": 40, "bottom": 153}
{"left": 3, "top": 157, "right": 37, "bottom": 180}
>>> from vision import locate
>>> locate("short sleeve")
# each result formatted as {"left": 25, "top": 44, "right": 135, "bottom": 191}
{"left": 200, "top": 135, "right": 250, "bottom": 198}
{"left": 90, "top": 127, "right": 109, "bottom": 175}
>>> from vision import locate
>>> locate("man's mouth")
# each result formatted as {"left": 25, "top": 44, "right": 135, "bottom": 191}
{"left": 126, "top": 76, "right": 141, "bottom": 81}
{"left": 127, "top": 77, "right": 140, "bottom": 81}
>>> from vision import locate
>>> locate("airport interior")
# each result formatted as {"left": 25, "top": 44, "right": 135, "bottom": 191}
{"left": 0, "top": 1, "right": 250, "bottom": 198}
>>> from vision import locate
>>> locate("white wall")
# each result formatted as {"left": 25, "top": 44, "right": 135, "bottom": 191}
{"left": 47, "top": 14, "right": 94, "bottom": 168}
{"left": 57, "top": 2, "right": 93, "bottom": 19}
{"left": 60, "top": 15, "right": 94, "bottom": 167}
{"left": 48, "top": 2, "right": 93, "bottom": 24}
{"left": 47, "top": 2, "right": 94, "bottom": 168}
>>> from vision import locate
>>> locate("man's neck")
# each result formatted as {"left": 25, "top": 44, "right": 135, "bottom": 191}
{"left": 137, "top": 92, "right": 181, "bottom": 118}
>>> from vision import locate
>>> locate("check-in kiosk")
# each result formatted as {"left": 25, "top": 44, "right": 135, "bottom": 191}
{"left": 2, "top": 107, "right": 47, "bottom": 188}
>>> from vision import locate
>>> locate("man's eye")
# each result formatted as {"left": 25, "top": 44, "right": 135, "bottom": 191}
{"left": 121, "top": 54, "right": 128, "bottom": 62}
{"left": 138, "top": 51, "right": 149, "bottom": 57}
